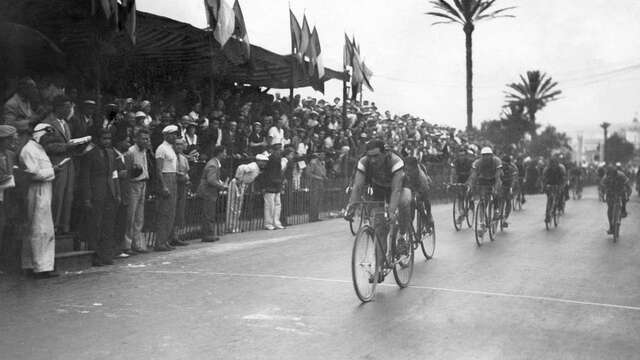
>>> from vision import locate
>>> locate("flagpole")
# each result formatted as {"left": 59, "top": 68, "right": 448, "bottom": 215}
{"left": 289, "top": 4, "right": 295, "bottom": 104}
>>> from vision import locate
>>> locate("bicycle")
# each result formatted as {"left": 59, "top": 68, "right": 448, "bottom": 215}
{"left": 544, "top": 185, "right": 562, "bottom": 230}
{"left": 473, "top": 185, "right": 498, "bottom": 246}
{"left": 609, "top": 192, "right": 626, "bottom": 242}
{"left": 450, "top": 183, "right": 474, "bottom": 231}
{"left": 351, "top": 201, "right": 415, "bottom": 302}
{"left": 570, "top": 178, "right": 583, "bottom": 200}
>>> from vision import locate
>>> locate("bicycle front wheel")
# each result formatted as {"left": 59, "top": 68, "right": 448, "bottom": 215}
{"left": 351, "top": 226, "right": 378, "bottom": 302}
{"left": 612, "top": 202, "right": 621, "bottom": 242}
{"left": 391, "top": 225, "right": 414, "bottom": 288}
{"left": 466, "top": 197, "right": 474, "bottom": 228}
{"left": 474, "top": 200, "right": 485, "bottom": 246}
{"left": 452, "top": 195, "right": 463, "bottom": 231}
{"left": 488, "top": 199, "right": 497, "bottom": 242}
{"left": 418, "top": 214, "right": 436, "bottom": 259}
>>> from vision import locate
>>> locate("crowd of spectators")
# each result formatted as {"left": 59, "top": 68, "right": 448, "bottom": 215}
{"left": 0, "top": 75, "right": 463, "bottom": 278}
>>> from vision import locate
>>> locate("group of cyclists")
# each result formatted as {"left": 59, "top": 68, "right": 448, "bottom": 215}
{"left": 344, "top": 138, "right": 635, "bottom": 301}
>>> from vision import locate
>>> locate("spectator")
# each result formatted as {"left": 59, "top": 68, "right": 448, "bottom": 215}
{"left": 172, "top": 138, "right": 190, "bottom": 247}
{"left": 140, "top": 100, "right": 153, "bottom": 127}
{"left": 197, "top": 146, "right": 228, "bottom": 242}
{"left": 79, "top": 130, "right": 121, "bottom": 266}
{"left": 306, "top": 152, "right": 328, "bottom": 222}
{"left": 20, "top": 123, "right": 57, "bottom": 278}
{"left": 40, "top": 95, "right": 76, "bottom": 234}
{"left": 263, "top": 143, "right": 285, "bottom": 230}
{"left": 69, "top": 99, "right": 97, "bottom": 139}
{"left": 124, "top": 129, "right": 151, "bottom": 253}
{"left": 3, "top": 77, "right": 37, "bottom": 126}
{"left": 226, "top": 153, "right": 267, "bottom": 233}
{"left": 267, "top": 115, "right": 286, "bottom": 146}
{"left": 113, "top": 139, "right": 133, "bottom": 258}
{"left": 0, "top": 125, "right": 17, "bottom": 259}
{"left": 154, "top": 125, "right": 180, "bottom": 251}
{"left": 183, "top": 121, "right": 200, "bottom": 157}
{"left": 248, "top": 122, "right": 266, "bottom": 156}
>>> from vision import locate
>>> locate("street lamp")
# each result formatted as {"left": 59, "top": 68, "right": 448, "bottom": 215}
{"left": 600, "top": 122, "right": 610, "bottom": 163}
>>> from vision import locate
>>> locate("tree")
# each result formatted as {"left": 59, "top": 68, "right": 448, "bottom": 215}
{"left": 427, "top": 0, "right": 515, "bottom": 131}
{"left": 605, "top": 133, "right": 635, "bottom": 164}
{"left": 528, "top": 126, "right": 571, "bottom": 158}
{"left": 505, "top": 70, "right": 562, "bottom": 135}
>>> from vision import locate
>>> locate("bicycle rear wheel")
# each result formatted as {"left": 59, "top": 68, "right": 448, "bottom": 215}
{"left": 466, "top": 197, "right": 474, "bottom": 228}
{"left": 612, "top": 202, "right": 621, "bottom": 243}
{"left": 474, "top": 200, "right": 485, "bottom": 246}
{"left": 488, "top": 199, "right": 497, "bottom": 241}
{"left": 417, "top": 212, "right": 436, "bottom": 259}
{"left": 390, "top": 224, "right": 414, "bottom": 288}
{"left": 351, "top": 226, "right": 378, "bottom": 302}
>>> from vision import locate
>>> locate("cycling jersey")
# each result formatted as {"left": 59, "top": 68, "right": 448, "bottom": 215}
{"left": 602, "top": 171, "right": 630, "bottom": 195}
{"left": 501, "top": 163, "right": 519, "bottom": 187}
{"left": 543, "top": 164, "right": 566, "bottom": 186}
{"left": 472, "top": 156, "right": 502, "bottom": 185}
{"left": 451, "top": 155, "right": 474, "bottom": 183}
{"left": 356, "top": 151, "right": 404, "bottom": 190}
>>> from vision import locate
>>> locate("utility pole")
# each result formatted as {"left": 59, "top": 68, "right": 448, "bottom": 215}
{"left": 600, "top": 122, "right": 610, "bottom": 164}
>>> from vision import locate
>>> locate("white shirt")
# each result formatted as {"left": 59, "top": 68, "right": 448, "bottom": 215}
{"left": 268, "top": 126, "right": 284, "bottom": 146}
{"left": 155, "top": 141, "right": 177, "bottom": 173}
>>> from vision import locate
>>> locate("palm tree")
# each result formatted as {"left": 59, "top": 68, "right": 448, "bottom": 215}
{"left": 505, "top": 70, "right": 562, "bottom": 135}
{"left": 427, "top": 0, "right": 515, "bottom": 131}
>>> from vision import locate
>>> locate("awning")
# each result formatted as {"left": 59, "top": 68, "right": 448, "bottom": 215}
{"left": 0, "top": 1, "right": 348, "bottom": 89}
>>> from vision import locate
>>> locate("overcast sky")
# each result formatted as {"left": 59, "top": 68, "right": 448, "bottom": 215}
{"left": 137, "top": 0, "right": 640, "bottom": 138}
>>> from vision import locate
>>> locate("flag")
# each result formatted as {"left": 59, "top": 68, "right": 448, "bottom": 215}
{"left": 300, "top": 15, "right": 311, "bottom": 60}
{"left": 232, "top": 0, "right": 250, "bottom": 57}
{"left": 289, "top": 9, "right": 302, "bottom": 59}
{"left": 213, "top": 0, "right": 235, "bottom": 47}
{"left": 311, "top": 27, "right": 324, "bottom": 79}
{"left": 119, "top": 0, "right": 137, "bottom": 44}
{"left": 204, "top": 0, "right": 219, "bottom": 28}
{"left": 362, "top": 61, "right": 373, "bottom": 91}
{"left": 343, "top": 33, "right": 354, "bottom": 68}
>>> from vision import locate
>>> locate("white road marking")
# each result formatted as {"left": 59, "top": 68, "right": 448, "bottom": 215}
{"left": 139, "top": 269, "right": 640, "bottom": 312}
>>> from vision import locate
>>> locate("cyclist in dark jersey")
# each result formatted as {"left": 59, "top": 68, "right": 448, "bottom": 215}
{"left": 404, "top": 156, "right": 434, "bottom": 227}
{"left": 467, "top": 147, "right": 503, "bottom": 221}
{"left": 500, "top": 155, "right": 519, "bottom": 228}
{"left": 601, "top": 165, "right": 631, "bottom": 234}
{"left": 450, "top": 146, "right": 474, "bottom": 184}
{"left": 345, "top": 140, "right": 412, "bottom": 282}
{"left": 542, "top": 157, "right": 566, "bottom": 222}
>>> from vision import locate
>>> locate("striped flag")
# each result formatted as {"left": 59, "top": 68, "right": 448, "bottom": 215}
{"left": 300, "top": 15, "right": 311, "bottom": 60}
{"left": 232, "top": 0, "right": 250, "bottom": 57}
{"left": 213, "top": 0, "right": 235, "bottom": 46}
{"left": 289, "top": 10, "right": 302, "bottom": 62}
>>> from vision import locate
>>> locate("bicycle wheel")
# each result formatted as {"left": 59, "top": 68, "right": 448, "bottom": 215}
{"left": 418, "top": 212, "right": 436, "bottom": 259}
{"left": 390, "top": 224, "right": 414, "bottom": 288}
{"left": 553, "top": 204, "right": 559, "bottom": 228}
{"left": 499, "top": 200, "right": 507, "bottom": 232}
{"left": 351, "top": 226, "right": 378, "bottom": 302}
{"left": 466, "top": 197, "right": 474, "bottom": 228}
{"left": 452, "top": 195, "right": 462, "bottom": 231}
{"left": 487, "top": 198, "right": 498, "bottom": 241}
{"left": 474, "top": 199, "right": 485, "bottom": 246}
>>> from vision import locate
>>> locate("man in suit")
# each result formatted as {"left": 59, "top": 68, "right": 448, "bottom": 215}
{"left": 79, "top": 129, "right": 121, "bottom": 266}
{"left": 3, "top": 77, "right": 37, "bottom": 126}
{"left": 197, "top": 146, "right": 228, "bottom": 243}
{"left": 69, "top": 99, "right": 97, "bottom": 139}
{"left": 40, "top": 95, "right": 77, "bottom": 234}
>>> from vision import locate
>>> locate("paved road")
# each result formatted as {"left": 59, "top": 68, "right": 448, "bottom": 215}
{"left": 1, "top": 187, "right": 639, "bottom": 360}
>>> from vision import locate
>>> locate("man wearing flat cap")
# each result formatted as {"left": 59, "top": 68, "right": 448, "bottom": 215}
{"left": 40, "top": 95, "right": 76, "bottom": 234}
{"left": 69, "top": 99, "right": 97, "bottom": 139}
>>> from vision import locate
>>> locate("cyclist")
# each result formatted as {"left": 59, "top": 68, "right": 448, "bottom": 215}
{"left": 515, "top": 156, "right": 527, "bottom": 204}
{"left": 542, "top": 157, "right": 566, "bottom": 223}
{"left": 569, "top": 163, "right": 584, "bottom": 198}
{"left": 404, "top": 156, "right": 434, "bottom": 228}
{"left": 449, "top": 145, "right": 475, "bottom": 224}
{"left": 499, "top": 155, "right": 519, "bottom": 228}
{"left": 345, "top": 139, "right": 412, "bottom": 282}
{"left": 601, "top": 165, "right": 631, "bottom": 235}
{"left": 466, "top": 147, "right": 503, "bottom": 227}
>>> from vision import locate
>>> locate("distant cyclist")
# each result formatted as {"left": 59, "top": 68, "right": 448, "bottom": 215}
{"left": 404, "top": 156, "right": 434, "bottom": 228}
{"left": 449, "top": 145, "right": 475, "bottom": 224}
{"left": 601, "top": 165, "right": 631, "bottom": 235}
{"left": 499, "top": 155, "right": 519, "bottom": 228}
{"left": 345, "top": 140, "right": 412, "bottom": 282}
{"left": 542, "top": 157, "right": 566, "bottom": 223}
{"left": 467, "top": 147, "right": 503, "bottom": 220}
{"left": 569, "top": 163, "right": 585, "bottom": 198}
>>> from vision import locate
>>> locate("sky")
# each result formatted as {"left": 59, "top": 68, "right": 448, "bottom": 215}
{"left": 137, "top": 0, "right": 640, "bottom": 139}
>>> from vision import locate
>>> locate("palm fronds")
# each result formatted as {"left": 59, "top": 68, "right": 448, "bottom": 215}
{"left": 426, "top": 0, "right": 515, "bottom": 26}
{"left": 505, "top": 70, "right": 562, "bottom": 125}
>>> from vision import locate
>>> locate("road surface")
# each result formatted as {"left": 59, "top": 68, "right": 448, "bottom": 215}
{"left": 1, "top": 187, "right": 639, "bottom": 359}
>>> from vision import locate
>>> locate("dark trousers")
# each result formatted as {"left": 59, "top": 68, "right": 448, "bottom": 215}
{"left": 88, "top": 197, "right": 117, "bottom": 263}
{"left": 51, "top": 162, "right": 74, "bottom": 233}
{"left": 202, "top": 196, "right": 219, "bottom": 238}
{"left": 156, "top": 174, "right": 177, "bottom": 248}
{"left": 173, "top": 181, "right": 187, "bottom": 241}
{"left": 115, "top": 203, "right": 128, "bottom": 251}
{"left": 309, "top": 180, "right": 324, "bottom": 222}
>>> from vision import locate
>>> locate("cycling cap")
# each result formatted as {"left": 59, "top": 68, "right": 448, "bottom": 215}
{"left": 480, "top": 147, "right": 493, "bottom": 155}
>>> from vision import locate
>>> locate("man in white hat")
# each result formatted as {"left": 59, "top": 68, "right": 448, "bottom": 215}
{"left": 20, "top": 123, "right": 58, "bottom": 278}
{"left": 154, "top": 125, "right": 179, "bottom": 251}
{"left": 467, "top": 146, "right": 503, "bottom": 229}
{"left": 226, "top": 153, "right": 268, "bottom": 233}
